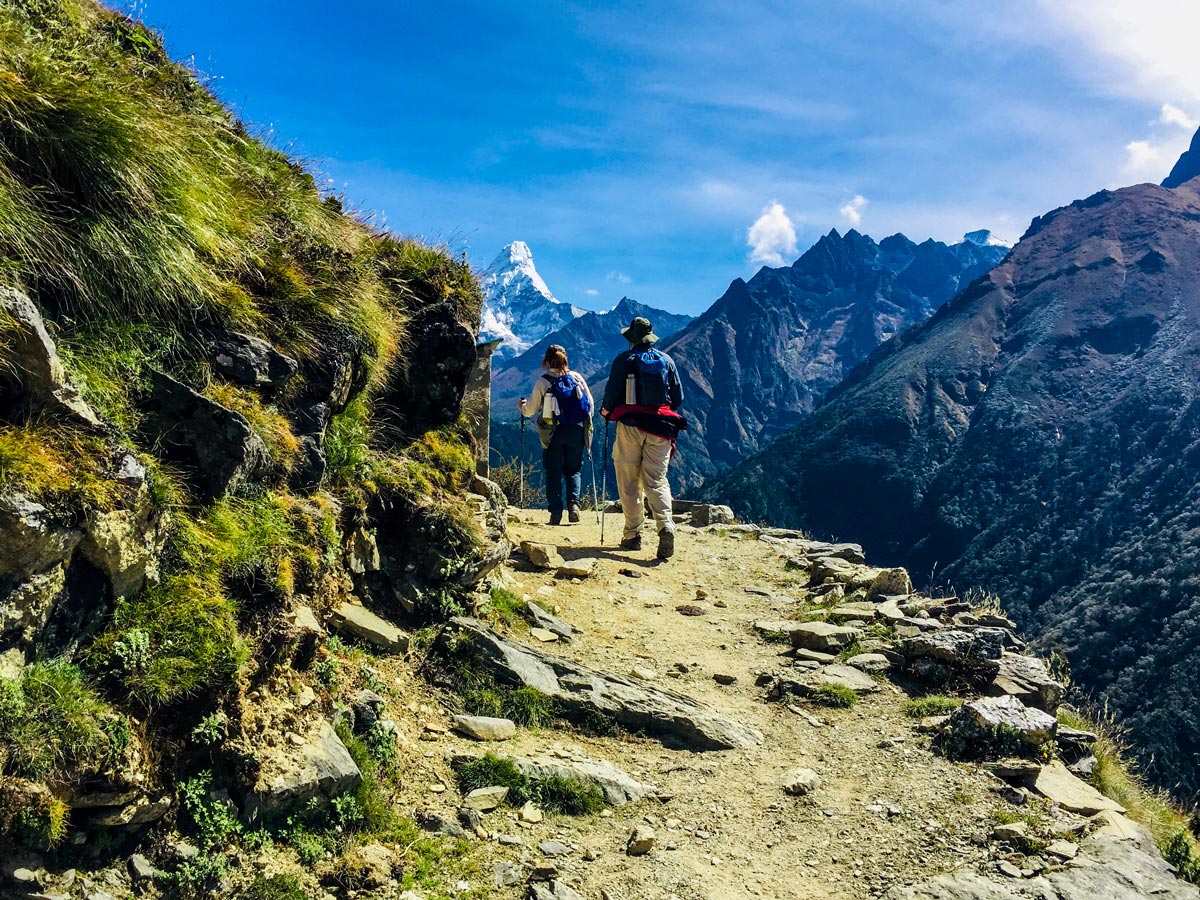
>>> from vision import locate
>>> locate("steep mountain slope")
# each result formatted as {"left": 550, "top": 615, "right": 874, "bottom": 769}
{"left": 661, "top": 230, "right": 1007, "bottom": 492}
{"left": 705, "top": 147, "right": 1200, "bottom": 798}
{"left": 479, "top": 241, "right": 586, "bottom": 361}
{"left": 490, "top": 296, "right": 692, "bottom": 419}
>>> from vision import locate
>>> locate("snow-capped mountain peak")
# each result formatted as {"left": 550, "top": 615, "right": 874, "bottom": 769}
{"left": 479, "top": 241, "right": 587, "bottom": 361}
{"left": 962, "top": 229, "right": 1013, "bottom": 249}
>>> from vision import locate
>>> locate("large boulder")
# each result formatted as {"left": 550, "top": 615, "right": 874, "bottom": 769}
{"left": 209, "top": 332, "right": 298, "bottom": 389}
{"left": 0, "top": 494, "right": 82, "bottom": 579}
{"left": 243, "top": 719, "right": 361, "bottom": 826}
{"left": 937, "top": 694, "right": 1057, "bottom": 760}
{"left": 79, "top": 486, "right": 168, "bottom": 600}
{"left": 375, "top": 303, "right": 476, "bottom": 443}
{"left": 504, "top": 754, "right": 655, "bottom": 806}
{"left": 989, "top": 652, "right": 1066, "bottom": 712}
{"left": 0, "top": 287, "right": 100, "bottom": 427}
{"left": 138, "top": 372, "right": 269, "bottom": 502}
{"left": 900, "top": 628, "right": 1006, "bottom": 685}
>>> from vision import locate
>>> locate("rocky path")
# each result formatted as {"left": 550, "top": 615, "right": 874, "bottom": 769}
{"left": 413, "top": 509, "right": 1196, "bottom": 900}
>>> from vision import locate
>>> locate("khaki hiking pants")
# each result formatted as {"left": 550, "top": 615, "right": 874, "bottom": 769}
{"left": 612, "top": 423, "right": 674, "bottom": 542}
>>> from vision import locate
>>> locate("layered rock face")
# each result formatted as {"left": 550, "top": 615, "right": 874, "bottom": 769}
{"left": 706, "top": 154, "right": 1200, "bottom": 796}
{"left": 662, "top": 229, "right": 1007, "bottom": 492}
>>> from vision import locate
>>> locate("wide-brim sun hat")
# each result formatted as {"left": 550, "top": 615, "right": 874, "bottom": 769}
{"left": 621, "top": 316, "right": 658, "bottom": 343}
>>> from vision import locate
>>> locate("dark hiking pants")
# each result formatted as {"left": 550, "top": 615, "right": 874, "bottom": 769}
{"left": 543, "top": 424, "right": 585, "bottom": 514}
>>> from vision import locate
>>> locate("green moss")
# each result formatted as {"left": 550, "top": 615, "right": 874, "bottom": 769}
{"left": 0, "top": 423, "right": 122, "bottom": 512}
{"left": 0, "top": 660, "right": 126, "bottom": 780}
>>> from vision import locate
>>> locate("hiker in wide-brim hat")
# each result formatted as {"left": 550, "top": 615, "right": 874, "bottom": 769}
{"left": 518, "top": 344, "right": 595, "bottom": 525}
{"left": 599, "top": 316, "right": 687, "bottom": 560}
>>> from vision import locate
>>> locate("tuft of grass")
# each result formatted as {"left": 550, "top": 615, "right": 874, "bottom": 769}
{"left": 808, "top": 682, "right": 858, "bottom": 708}
{"left": 0, "top": 423, "right": 122, "bottom": 512}
{"left": 451, "top": 753, "right": 604, "bottom": 815}
{"left": 1058, "top": 706, "right": 1200, "bottom": 884}
{"left": 0, "top": 660, "right": 125, "bottom": 780}
{"left": 903, "top": 695, "right": 963, "bottom": 718}
{"left": 485, "top": 587, "right": 527, "bottom": 629}
{"left": 236, "top": 874, "right": 310, "bottom": 900}
{"left": 13, "top": 794, "right": 70, "bottom": 850}
{"left": 453, "top": 753, "right": 530, "bottom": 806}
{"left": 206, "top": 382, "right": 300, "bottom": 472}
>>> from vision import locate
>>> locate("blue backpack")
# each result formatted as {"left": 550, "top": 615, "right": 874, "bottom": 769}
{"left": 544, "top": 372, "right": 592, "bottom": 426}
{"left": 631, "top": 347, "right": 669, "bottom": 406}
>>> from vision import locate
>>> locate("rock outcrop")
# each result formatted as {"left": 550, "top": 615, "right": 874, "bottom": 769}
{"left": 447, "top": 617, "right": 763, "bottom": 750}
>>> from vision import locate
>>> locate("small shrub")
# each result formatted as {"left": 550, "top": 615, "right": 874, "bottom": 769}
{"left": 313, "top": 658, "right": 339, "bottom": 691}
{"left": 179, "top": 771, "right": 241, "bottom": 849}
{"left": 808, "top": 683, "right": 857, "bottom": 708}
{"left": 0, "top": 661, "right": 124, "bottom": 780}
{"left": 191, "top": 713, "right": 227, "bottom": 747}
{"left": 238, "top": 874, "right": 310, "bottom": 900}
{"left": 1163, "top": 831, "right": 1200, "bottom": 884}
{"left": 903, "top": 695, "right": 963, "bottom": 718}
{"left": 14, "top": 796, "right": 70, "bottom": 849}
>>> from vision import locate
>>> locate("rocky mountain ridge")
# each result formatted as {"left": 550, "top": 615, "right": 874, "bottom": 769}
{"left": 657, "top": 229, "right": 1008, "bottom": 492}
{"left": 705, "top": 130, "right": 1200, "bottom": 801}
{"left": 490, "top": 296, "right": 693, "bottom": 421}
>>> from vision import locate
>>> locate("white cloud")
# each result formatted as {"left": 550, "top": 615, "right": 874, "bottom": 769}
{"left": 839, "top": 194, "right": 868, "bottom": 228}
{"left": 1034, "top": 1, "right": 1200, "bottom": 109}
{"left": 1160, "top": 103, "right": 1198, "bottom": 131}
{"left": 584, "top": 288, "right": 599, "bottom": 296}
{"left": 746, "top": 201, "right": 798, "bottom": 267}
{"left": 606, "top": 271, "right": 631, "bottom": 284}
{"left": 1121, "top": 102, "right": 1198, "bottom": 182}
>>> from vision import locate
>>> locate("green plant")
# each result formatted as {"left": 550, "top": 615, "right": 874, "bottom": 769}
{"left": 191, "top": 712, "right": 227, "bottom": 747}
{"left": 485, "top": 587, "right": 527, "bottom": 628}
{"left": 808, "top": 683, "right": 857, "bottom": 708}
{"left": 0, "top": 661, "right": 124, "bottom": 780}
{"left": 903, "top": 695, "right": 963, "bottom": 718}
{"left": 504, "top": 686, "right": 557, "bottom": 728}
{"left": 532, "top": 776, "right": 605, "bottom": 815}
{"left": 359, "top": 664, "right": 387, "bottom": 694}
{"left": 179, "top": 771, "right": 241, "bottom": 849}
{"left": 452, "top": 753, "right": 531, "bottom": 806}
{"left": 163, "top": 852, "right": 228, "bottom": 898}
{"left": 237, "top": 874, "right": 311, "bottom": 900}
{"left": 314, "top": 658, "right": 339, "bottom": 691}
{"left": 1163, "top": 831, "right": 1200, "bottom": 884}
{"left": 14, "top": 796, "right": 69, "bottom": 849}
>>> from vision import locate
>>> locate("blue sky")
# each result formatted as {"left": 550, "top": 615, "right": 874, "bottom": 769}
{"left": 136, "top": 0, "right": 1199, "bottom": 315}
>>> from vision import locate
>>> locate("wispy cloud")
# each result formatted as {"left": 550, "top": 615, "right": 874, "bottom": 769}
{"left": 1122, "top": 102, "right": 1197, "bottom": 182}
{"left": 747, "top": 201, "right": 798, "bottom": 267}
{"left": 606, "top": 271, "right": 632, "bottom": 284}
{"left": 839, "top": 194, "right": 868, "bottom": 228}
{"left": 584, "top": 288, "right": 599, "bottom": 296}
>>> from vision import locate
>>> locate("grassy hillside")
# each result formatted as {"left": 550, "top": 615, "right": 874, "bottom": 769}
{"left": 0, "top": 0, "right": 491, "bottom": 863}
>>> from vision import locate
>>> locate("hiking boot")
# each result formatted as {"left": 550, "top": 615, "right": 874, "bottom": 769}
{"left": 656, "top": 528, "right": 675, "bottom": 560}
{"left": 549, "top": 511, "right": 563, "bottom": 526}
{"left": 568, "top": 505, "right": 581, "bottom": 523}
{"left": 619, "top": 535, "right": 642, "bottom": 551}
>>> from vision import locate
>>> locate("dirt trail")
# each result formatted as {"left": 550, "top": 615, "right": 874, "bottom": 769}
{"left": 444, "top": 510, "right": 1004, "bottom": 900}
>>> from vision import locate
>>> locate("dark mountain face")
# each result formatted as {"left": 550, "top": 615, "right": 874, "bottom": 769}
{"left": 661, "top": 230, "right": 1007, "bottom": 493}
{"left": 490, "top": 297, "right": 692, "bottom": 419}
{"left": 1162, "top": 126, "right": 1200, "bottom": 188}
{"left": 705, "top": 176, "right": 1200, "bottom": 799}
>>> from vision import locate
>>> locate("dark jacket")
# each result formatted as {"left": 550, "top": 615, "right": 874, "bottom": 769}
{"left": 601, "top": 343, "right": 683, "bottom": 412}
{"left": 601, "top": 343, "right": 686, "bottom": 438}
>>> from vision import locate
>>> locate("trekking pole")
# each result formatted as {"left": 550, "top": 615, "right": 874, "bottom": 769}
{"left": 588, "top": 438, "right": 600, "bottom": 525}
{"left": 600, "top": 419, "right": 610, "bottom": 545}
{"left": 518, "top": 407, "right": 526, "bottom": 509}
